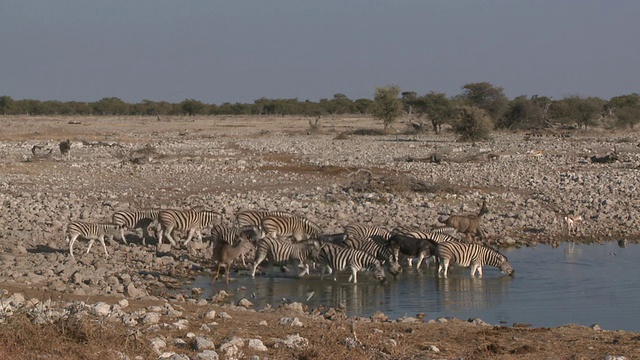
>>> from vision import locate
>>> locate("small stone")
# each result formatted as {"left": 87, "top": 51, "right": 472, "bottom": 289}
{"left": 428, "top": 345, "right": 440, "bottom": 353}
{"left": 204, "top": 310, "right": 217, "bottom": 319}
{"left": 247, "top": 339, "right": 267, "bottom": 352}
{"left": 371, "top": 311, "right": 388, "bottom": 322}
{"left": 193, "top": 351, "right": 219, "bottom": 360}
{"left": 591, "top": 324, "right": 602, "bottom": 331}
{"left": 237, "top": 298, "right": 253, "bottom": 308}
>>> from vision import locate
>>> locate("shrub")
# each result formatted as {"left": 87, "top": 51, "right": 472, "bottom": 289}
{"left": 452, "top": 106, "right": 493, "bottom": 141}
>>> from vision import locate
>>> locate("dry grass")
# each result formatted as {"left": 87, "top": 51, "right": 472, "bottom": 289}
{"left": 0, "top": 313, "right": 155, "bottom": 360}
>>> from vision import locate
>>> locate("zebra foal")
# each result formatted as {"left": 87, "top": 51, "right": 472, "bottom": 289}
{"left": 111, "top": 209, "right": 160, "bottom": 245}
{"left": 65, "top": 221, "right": 121, "bottom": 258}
{"left": 436, "top": 241, "right": 514, "bottom": 278}
{"left": 251, "top": 237, "right": 321, "bottom": 278}
{"left": 318, "top": 244, "right": 386, "bottom": 284}
{"left": 261, "top": 215, "right": 322, "bottom": 241}
{"left": 156, "top": 209, "right": 222, "bottom": 247}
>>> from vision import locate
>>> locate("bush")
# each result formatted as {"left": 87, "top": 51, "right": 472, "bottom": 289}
{"left": 452, "top": 106, "right": 493, "bottom": 141}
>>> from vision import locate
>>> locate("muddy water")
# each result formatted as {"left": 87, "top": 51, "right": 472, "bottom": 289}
{"left": 189, "top": 242, "right": 640, "bottom": 331}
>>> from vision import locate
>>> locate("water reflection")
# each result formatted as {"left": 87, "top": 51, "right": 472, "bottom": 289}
{"left": 435, "top": 275, "right": 511, "bottom": 312}
{"left": 184, "top": 242, "right": 640, "bottom": 331}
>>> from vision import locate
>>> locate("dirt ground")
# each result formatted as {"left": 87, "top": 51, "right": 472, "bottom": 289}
{"left": 1, "top": 115, "right": 639, "bottom": 360}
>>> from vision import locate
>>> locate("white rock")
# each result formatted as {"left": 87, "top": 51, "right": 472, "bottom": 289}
{"left": 247, "top": 339, "right": 267, "bottom": 352}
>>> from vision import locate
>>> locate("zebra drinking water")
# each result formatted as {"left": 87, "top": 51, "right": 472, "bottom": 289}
{"left": 436, "top": 241, "right": 514, "bottom": 277}
{"left": 111, "top": 209, "right": 160, "bottom": 245}
{"left": 65, "top": 221, "right": 121, "bottom": 258}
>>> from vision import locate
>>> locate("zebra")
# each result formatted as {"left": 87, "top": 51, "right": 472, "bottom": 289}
{"left": 210, "top": 224, "right": 263, "bottom": 266}
{"left": 156, "top": 209, "right": 222, "bottom": 247}
{"left": 251, "top": 237, "right": 321, "bottom": 278}
{"left": 111, "top": 209, "right": 160, "bottom": 245}
{"left": 343, "top": 237, "right": 402, "bottom": 277}
{"left": 59, "top": 139, "right": 71, "bottom": 160}
{"left": 235, "top": 209, "right": 294, "bottom": 229}
{"left": 65, "top": 221, "right": 121, "bottom": 258}
{"left": 343, "top": 224, "right": 391, "bottom": 243}
{"left": 436, "top": 241, "right": 514, "bottom": 277}
{"left": 260, "top": 215, "right": 323, "bottom": 242}
{"left": 317, "top": 244, "right": 386, "bottom": 283}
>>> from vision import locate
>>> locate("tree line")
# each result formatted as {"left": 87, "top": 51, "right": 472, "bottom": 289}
{"left": 1, "top": 82, "right": 639, "bottom": 136}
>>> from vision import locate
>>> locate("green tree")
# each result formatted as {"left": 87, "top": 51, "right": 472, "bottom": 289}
{"left": 607, "top": 94, "right": 640, "bottom": 128}
{"left": 91, "top": 97, "right": 129, "bottom": 115}
{"left": 0, "top": 96, "right": 14, "bottom": 114}
{"left": 452, "top": 106, "right": 493, "bottom": 141}
{"left": 371, "top": 85, "right": 404, "bottom": 130}
{"left": 550, "top": 96, "right": 605, "bottom": 130}
{"left": 458, "top": 82, "right": 509, "bottom": 124}
{"left": 501, "top": 95, "right": 552, "bottom": 130}
{"left": 180, "top": 99, "right": 206, "bottom": 116}
{"left": 413, "top": 92, "right": 455, "bottom": 134}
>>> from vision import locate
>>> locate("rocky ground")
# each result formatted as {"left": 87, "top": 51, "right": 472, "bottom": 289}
{"left": 1, "top": 115, "right": 639, "bottom": 359}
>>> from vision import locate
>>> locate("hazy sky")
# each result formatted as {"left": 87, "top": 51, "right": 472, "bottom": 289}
{"left": 1, "top": 1, "right": 638, "bottom": 104}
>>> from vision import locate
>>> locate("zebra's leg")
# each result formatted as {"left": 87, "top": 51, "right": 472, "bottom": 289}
{"left": 163, "top": 226, "right": 178, "bottom": 246}
{"left": 251, "top": 252, "right": 267, "bottom": 278}
{"left": 86, "top": 238, "right": 95, "bottom": 254}
{"left": 415, "top": 254, "right": 425, "bottom": 270}
{"left": 439, "top": 259, "right": 450, "bottom": 277}
{"left": 407, "top": 257, "right": 413, "bottom": 267}
{"left": 141, "top": 226, "right": 150, "bottom": 246}
{"left": 68, "top": 235, "right": 78, "bottom": 258}
{"left": 350, "top": 266, "right": 358, "bottom": 284}
{"left": 120, "top": 228, "right": 128, "bottom": 245}
{"left": 183, "top": 228, "right": 197, "bottom": 246}
{"left": 99, "top": 236, "right": 110, "bottom": 258}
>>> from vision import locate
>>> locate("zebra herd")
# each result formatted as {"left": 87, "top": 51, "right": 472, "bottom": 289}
{"left": 64, "top": 208, "right": 515, "bottom": 283}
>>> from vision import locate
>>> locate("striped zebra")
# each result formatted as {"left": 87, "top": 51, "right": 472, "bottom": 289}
{"left": 65, "top": 221, "right": 121, "bottom": 258}
{"left": 344, "top": 224, "right": 391, "bottom": 243}
{"left": 344, "top": 237, "right": 393, "bottom": 262}
{"left": 235, "top": 209, "right": 294, "bottom": 229}
{"left": 436, "top": 241, "right": 514, "bottom": 277}
{"left": 318, "top": 244, "right": 386, "bottom": 283}
{"left": 156, "top": 209, "right": 222, "bottom": 247}
{"left": 210, "top": 224, "right": 263, "bottom": 266}
{"left": 251, "top": 237, "right": 321, "bottom": 278}
{"left": 111, "top": 209, "right": 160, "bottom": 245}
{"left": 261, "top": 215, "right": 322, "bottom": 242}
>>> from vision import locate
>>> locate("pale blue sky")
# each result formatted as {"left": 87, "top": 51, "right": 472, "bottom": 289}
{"left": 1, "top": 1, "right": 638, "bottom": 103}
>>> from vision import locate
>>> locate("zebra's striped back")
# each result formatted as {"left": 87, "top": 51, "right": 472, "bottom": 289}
{"left": 393, "top": 227, "right": 461, "bottom": 242}
{"left": 235, "top": 210, "right": 294, "bottom": 228}
{"left": 261, "top": 215, "right": 322, "bottom": 241}
{"left": 436, "top": 241, "right": 514, "bottom": 277}
{"left": 429, "top": 226, "right": 462, "bottom": 239}
{"left": 318, "top": 244, "right": 386, "bottom": 283}
{"left": 65, "top": 221, "right": 121, "bottom": 258}
{"left": 157, "top": 209, "right": 222, "bottom": 246}
{"left": 112, "top": 209, "right": 160, "bottom": 245}
{"left": 251, "top": 237, "right": 321, "bottom": 277}
{"left": 344, "top": 224, "right": 391, "bottom": 243}
{"left": 344, "top": 237, "right": 394, "bottom": 263}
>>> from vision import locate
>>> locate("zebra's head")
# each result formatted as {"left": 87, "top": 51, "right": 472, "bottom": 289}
{"left": 386, "top": 257, "right": 403, "bottom": 279}
{"left": 372, "top": 260, "right": 387, "bottom": 283}
{"left": 500, "top": 260, "right": 515, "bottom": 276}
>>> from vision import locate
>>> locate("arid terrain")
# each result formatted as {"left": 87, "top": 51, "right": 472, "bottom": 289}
{"left": 1, "top": 115, "right": 639, "bottom": 359}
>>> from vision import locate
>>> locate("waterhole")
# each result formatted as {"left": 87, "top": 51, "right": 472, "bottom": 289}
{"left": 187, "top": 241, "right": 640, "bottom": 331}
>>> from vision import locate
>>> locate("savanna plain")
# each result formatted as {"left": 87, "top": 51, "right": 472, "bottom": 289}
{"left": 1, "top": 115, "right": 639, "bottom": 359}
